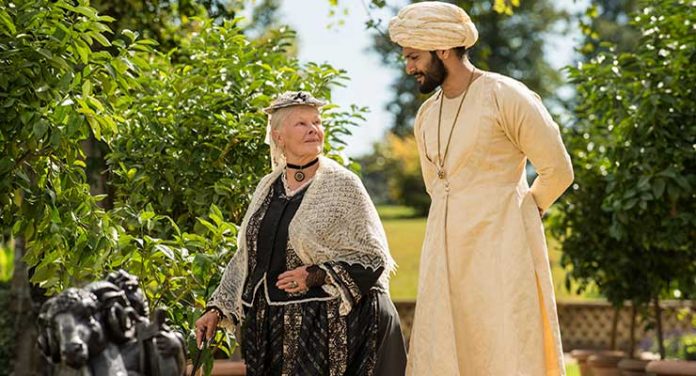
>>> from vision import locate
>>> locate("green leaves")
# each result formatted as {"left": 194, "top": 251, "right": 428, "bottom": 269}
{"left": 0, "top": 8, "right": 16, "bottom": 35}
{"left": 555, "top": 0, "right": 696, "bottom": 309}
{"left": 1, "top": 0, "right": 147, "bottom": 289}
{"left": 3, "top": 1, "right": 364, "bottom": 361}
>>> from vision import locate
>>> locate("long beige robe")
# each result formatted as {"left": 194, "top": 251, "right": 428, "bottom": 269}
{"left": 407, "top": 72, "right": 573, "bottom": 376}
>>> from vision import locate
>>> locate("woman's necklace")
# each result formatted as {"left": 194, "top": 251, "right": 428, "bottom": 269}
{"left": 436, "top": 67, "right": 476, "bottom": 180}
{"left": 281, "top": 172, "right": 314, "bottom": 197}
{"left": 286, "top": 157, "right": 319, "bottom": 182}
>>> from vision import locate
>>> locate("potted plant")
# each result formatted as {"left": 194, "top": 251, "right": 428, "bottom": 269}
{"left": 558, "top": 0, "right": 695, "bottom": 373}
{"left": 645, "top": 318, "right": 696, "bottom": 376}
{"left": 645, "top": 360, "right": 696, "bottom": 376}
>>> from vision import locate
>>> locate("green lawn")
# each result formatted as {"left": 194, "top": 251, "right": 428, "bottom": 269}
{"left": 382, "top": 215, "right": 426, "bottom": 300}
{"left": 566, "top": 363, "right": 580, "bottom": 376}
{"left": 379, "top": 205, "right": 592, "bottom": 301}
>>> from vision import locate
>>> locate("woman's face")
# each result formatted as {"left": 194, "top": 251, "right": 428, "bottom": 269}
{"left": 273, "top": 106, "right": 324, "bottom": 163}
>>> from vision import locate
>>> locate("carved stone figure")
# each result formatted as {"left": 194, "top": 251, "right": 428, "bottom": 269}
{"left": 38, "top": 270, "right": 186, "bottom": 376}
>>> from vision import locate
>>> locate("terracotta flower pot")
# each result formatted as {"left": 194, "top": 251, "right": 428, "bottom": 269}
{"left": 618, "top": 358, "right": 650, "bottom": 376}
{"left": 572, "top": 349, "right": 599, "bottom": 376}
{"left": 646, "top": 360, "right": 696, "bottom": 376}
{"left": 588, "top": 351, "right": 627, "bottom": 376}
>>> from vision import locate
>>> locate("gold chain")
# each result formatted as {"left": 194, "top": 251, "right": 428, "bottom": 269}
{"left": 436, "top": 67, "right": 476, "bottom": 179}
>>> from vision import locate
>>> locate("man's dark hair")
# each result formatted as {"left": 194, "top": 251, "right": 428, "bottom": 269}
{"left": 430, "top": 46, "right": 469, "bottom": 61}
{"left": 453, "top": 46, "right": 469, "bottom": 59}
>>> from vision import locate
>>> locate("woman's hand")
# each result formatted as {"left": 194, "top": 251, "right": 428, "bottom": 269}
{"left": 194, "top": 309, "right": 220, "bottom": 349}
{"left": 276, "top": 266, "right": 310, "bottom": 293}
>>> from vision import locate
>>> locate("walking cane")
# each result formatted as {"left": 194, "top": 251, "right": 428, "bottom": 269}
{"left": 189, "top": 336, "right": 213, "bottom": 376}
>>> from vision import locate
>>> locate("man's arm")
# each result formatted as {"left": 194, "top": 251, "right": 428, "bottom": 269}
{"left": 496, "top": 79, "right": 574, "bottom": 212}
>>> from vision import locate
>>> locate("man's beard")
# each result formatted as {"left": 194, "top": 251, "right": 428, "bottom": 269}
{"left": 415, "top": 56, "right": 447, "bottom": 94}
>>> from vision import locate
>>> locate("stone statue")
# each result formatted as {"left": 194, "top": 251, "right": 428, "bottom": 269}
{"left": 37, "top": 270, "right": 186, "bottom": 376}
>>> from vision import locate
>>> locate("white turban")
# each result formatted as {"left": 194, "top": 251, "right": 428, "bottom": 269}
{"left": 388, "top": 1, "right": 478, "bottom": 51}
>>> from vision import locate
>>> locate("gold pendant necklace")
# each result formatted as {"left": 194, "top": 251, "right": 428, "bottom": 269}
{"left": 436, "top": 68, "right": 476, "bottom": 180}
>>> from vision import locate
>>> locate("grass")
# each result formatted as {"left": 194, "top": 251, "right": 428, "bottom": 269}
{"left": 377, "top": 205, "right": 419, "bottom": 220}
{"left": 566, "top": 363, "right": 580, "bottom": 376}
{"left": 379, "top": 205, "right": 593, "bottom": 301}
{"left": 382, "top": 215, "right": 426, "bottom": 300}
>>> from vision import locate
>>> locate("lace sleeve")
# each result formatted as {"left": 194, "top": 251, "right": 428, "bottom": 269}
{"left": 319, "top": 261, "right": 384, "bottom": 315}
{"left": 206, "top": 239, "right": 248, "bottom": 331}
{"left": 305, "top": 264, "right": 327, "bottom": 288}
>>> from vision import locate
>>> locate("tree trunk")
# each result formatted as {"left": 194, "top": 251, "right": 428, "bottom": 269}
{"left": 11, "top": 236, "right": 48, "bottom": 376}
{"left": 654, "top": 296, "right": 665, "bottom": 359}
{"left": 610, "top": 305, "right": 620, "bottom": 350}
{"left": 82, "top": 136, "right": 113, "bottom": 209}
{"left": 629, "top": 301, "right": 637, "bottom": 358}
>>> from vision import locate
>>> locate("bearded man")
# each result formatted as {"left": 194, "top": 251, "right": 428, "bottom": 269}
{"left": 388, "top": 2, "right": 573, "bottom": 375}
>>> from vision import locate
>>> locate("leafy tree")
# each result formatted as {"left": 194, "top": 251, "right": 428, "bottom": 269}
{"left": 90, "top": 0, "right": 239, "bottom": 50}
{"left": 360, "top": 134, "right": 429, "bottom": 215}
{"left": 0, "top": 0, "right": 147, "bottom": 285}
{"left": 1, "top": 1, "right": 364, "bottom": 372}
{"left": 578, "top": 0, "right": 641, "bottom": 57}
{"left": 0, "top": 0, "right": 149, "bottom": 371}
{"left": 548, "top": 124, "right": 652, "bottom": 354}
{"left": 89, "top": 0, "right": 290, "bottom": 52}
{"left": 104, "top": 23, "right": 363, "bottom": 363}
{"left": 556, "top": 0, "right": 695, "bottom": 358}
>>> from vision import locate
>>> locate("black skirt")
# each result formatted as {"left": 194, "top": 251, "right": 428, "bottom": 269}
{"left": 242, "top": 289, "right": 406, "bottom": 376}
{"left": 240, "top": 176, "right": 407, "bottom": 375}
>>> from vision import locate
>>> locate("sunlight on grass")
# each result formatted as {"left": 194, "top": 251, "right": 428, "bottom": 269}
{"left": 377, "top": 205, "right": 418, "bottom": 220}
{"left": 566, "top": 362, "right": 580, "bottom": 376}
{"left": 382, "top": 216, "right": 425, "bottom": 300}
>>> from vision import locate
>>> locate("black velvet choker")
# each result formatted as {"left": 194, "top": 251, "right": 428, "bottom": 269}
{"left": 286, "top": 158, "right": 319, "bottom": 182}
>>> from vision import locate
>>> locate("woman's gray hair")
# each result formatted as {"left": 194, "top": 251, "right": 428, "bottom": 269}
{"left": 269, "top": 107, "right": 295, "bottom": 133}
{"left": 263, "top": 91, "right": 326, "bottom": 169}
{"left": 265, "top": 107, "right": 294, "bottom": 169}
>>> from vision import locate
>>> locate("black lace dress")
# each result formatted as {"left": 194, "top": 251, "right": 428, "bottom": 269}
{"left": 239, "top": 176, "right": 406, "bottom": 376}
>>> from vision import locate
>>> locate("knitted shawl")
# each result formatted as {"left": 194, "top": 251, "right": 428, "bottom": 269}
{"left": 208, "top": 156, "right": 396, "bottom": 328}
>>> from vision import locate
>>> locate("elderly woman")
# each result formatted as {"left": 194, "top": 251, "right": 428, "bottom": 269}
{"left": 195, "top": 91, "right": 407, "bottom": 375}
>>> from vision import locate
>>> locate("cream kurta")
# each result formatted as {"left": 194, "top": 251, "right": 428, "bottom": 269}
{"left": 407, "top": 72, "right": 573, "bottom": 376}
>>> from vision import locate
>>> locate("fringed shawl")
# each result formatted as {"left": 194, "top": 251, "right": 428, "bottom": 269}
{"left": 208, "top": 156, "right": 396, "bottom": 329}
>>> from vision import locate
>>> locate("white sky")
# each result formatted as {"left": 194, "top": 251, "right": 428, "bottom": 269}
{"left": 274, "top": 0, "right": 590, "bottom": 157}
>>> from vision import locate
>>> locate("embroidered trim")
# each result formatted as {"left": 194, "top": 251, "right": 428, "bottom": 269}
{"left": 364, "top": 291, "right": 380, "bottom": 374}
{"left": 331, "top": 262, "right": 363, "bottom": 303}
{"left": 319, "top": 264, "right": 354, "bottom": 316}
{"left": 285, "top": 246, "right": 306, "bottom": 298}
{"left": 242, "top": 275, "right": 337, "bottom": 307}
{"left": 327, "top": 299, "right": 347, "bottom": 376}
{"left": 282, "top": 303, "right": 302, "bottom": 375}
{"left": 244, "top": 186, "right": 274, "bottom": 295}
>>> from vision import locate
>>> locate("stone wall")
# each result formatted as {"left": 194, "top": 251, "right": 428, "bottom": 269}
{"left": 394, "top": 300, "right": 695, "bottom": 352}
